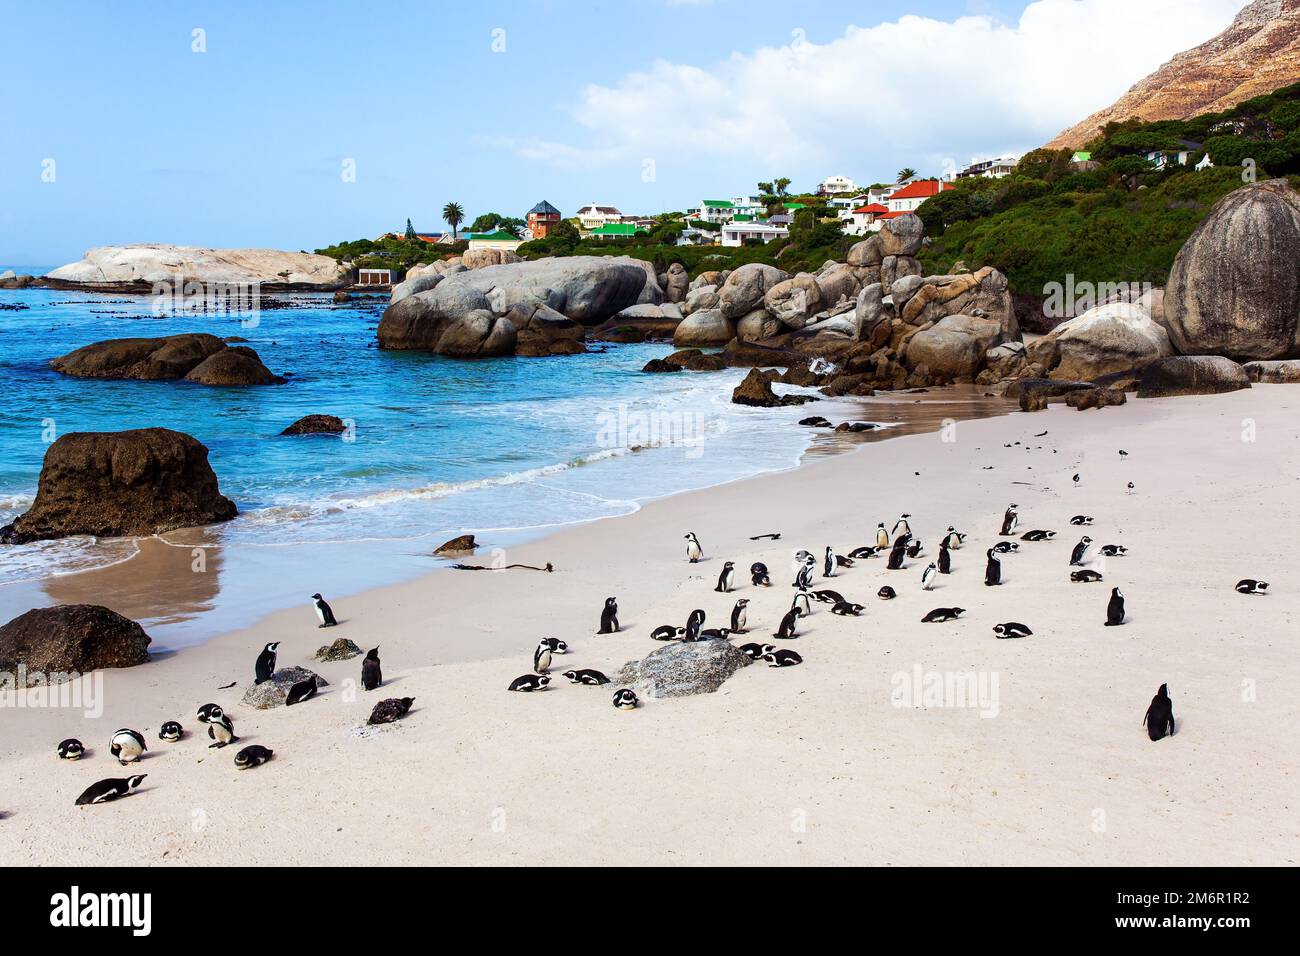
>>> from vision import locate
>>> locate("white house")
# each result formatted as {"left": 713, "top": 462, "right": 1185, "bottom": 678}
{"left": 844, "top": 202, "right": 890, "bottom": 236}
{"left": 697, "top": 195, "right": 766, "bottom": 224}
{"left": 818, "top": 174, "right": 859, "bottom": 195}
{"left": 721, "top": 221, "right": 789, "bottom": 247}
{"left": 575, "top": 203, "right": 624, "bottom": 230}
{"left": 1143, "top": 140, "right": 1207, "bottom": 171}
{"left": 956, "top": 155, "right": 1020, "bottom": 179}
{"left": 866, "top": 183, "right": 902, "bottom": 206}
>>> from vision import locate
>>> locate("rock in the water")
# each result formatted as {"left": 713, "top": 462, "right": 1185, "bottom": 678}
{"left": 0, "top": 605, "right": 151, "bottom": 678}
{"left": 718, "top": 263, "right": 789, "bottom": 319}
{"left": 731, "top": 368, "right": 817, "bottom": 407}
{"left": 1243, "top": 359, "right": 1300, "bottom": 383}
{"left": 51, "top": 334, "right": 282, "bottom": 386}
{"left": 615, "top": 639, "right": 750, "bottom": 699}
{"left": 663, "top": 349, "right": 726, "bottom": 372}
{"left": 44, "top": 244, "right": 345, "bottom": 291}
{"left": 642, "top": 358, "right": 683, "bottom": 373}
{"left": 434, "top": 534, "right": 477, "bottom": 555}
{"left": 281, "top": 414, "right": 347, "bottom": 436}
{"left": 242, "top": 666, "right": 329, "bottom": 709}
{"left": 672, "top": 309, "right": 736, "bottom": 347}
{"left": 314, "top": 638, "right": 363, "bottom": 662}
{"left": 1166, "top": 179, "right": 1300, "bottom": 360}
{"left": 183, "top": 346, "right": 286, "bottom": 385}
{"left": 1136, "top": 355, "right": 1252, "bottom": 398}
{"left": 0, "top": 428, "right": 236, "bottom": 543}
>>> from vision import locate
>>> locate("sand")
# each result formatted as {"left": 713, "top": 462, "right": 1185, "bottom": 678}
{"left": 1, "top": 387, "right": 1297, "bottom": 866}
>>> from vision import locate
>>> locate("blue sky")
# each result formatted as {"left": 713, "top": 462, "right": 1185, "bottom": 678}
{"left": 0, "top": 0, "right": 1247, "bottom": 265}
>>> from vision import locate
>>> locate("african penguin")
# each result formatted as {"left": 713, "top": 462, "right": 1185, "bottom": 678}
{"left": 1069, "top": 536, "right": 1092, "bottom": 567}
{"left": 650, "top": 624, "right": 684, "bottom": 641}
{"left": 942, "top": 527, "right": 966, "bottom": 549}
{"left": 877, "top": 586, "right": 897, "bottom": 600}
{"left": 109, "top": 728, "right": 146, "bottom": 765}
{"left": 886, "top": 539, "right": 907, "bottom": 570}
{"left": 158, "top": 721, "right": 183, "bottom": 742}
{"left": 830, "top": 601, "right": 864, "bottom": 616}
{"left": 921, "top": 562, "right": 938, "bottom": 591}
{"left": 613, "top": 688, "right": 639, "bottom": 710}
{"left": 311, "top": 592, "right": 338, "bottom": 628}
{"left": 992, "top": 541, "right": 1019, "bottom": 554}
{"left": 791, "top": 590, "right": 812, "bottom": 616}
{"left": 1000, "top": 505, "right": 1019, "bottom": 536}
{"left": 738, "top": 642, "right": 776, "bottom": 660}
{"left": 1100, "top": 545, "right": 1127, "bottom": 557}
{"left": 234, "top": 745, "right": 274, "bottom": 769}
{"left": 1021, "top": 530, "right": 1056, "bottom": 541}
{"left": 938, "top": 544, "right": 952, "bottom": 574}
{"left": 763, "top": 649, "right": 803, "bottom": 668}
{"left": 730, "top": 599, "right": 750, "bottom": 633}
{"left": 811, "top": 588, "right": 846, "bottom": 605}
{"left": 1070, "top": 515, "right": 1093, "bottom": 526}
{"left": 1143, "top": 684, "right": 1175, "bottom": 741}
{"left": 699, "top": 627, "right": 732, "bottom": 640}
{"left": 794, "top": 561, "right": 814, "bottom": 590}
{"left": 75, "top": 775, "right": 147, "bottom": 806}
{"left": 563, "top": 669, "right": 610, "bottom": 686}
{"left": 892, "top": 514, "right": 913, "bottom": 539}
{"left": 984, "top": 548, "right": 1002, "bottom": 586}
{"left": 368, "top": 697, "right": 416, "bottom": 724}
{"left": 921, "top": 607, "right": 965, "bottom": 623}
{"left": 773, "top": 607, "right": 802, "bottom": 639}
{"left": 684, "top": 608, "right": 706, "bottom": 642}
{"left": 533, "top": 640, "right": 553, "bottom": 674}
{"left": 285, "top": 676, "right": 318, "bottom": 706}
{"left": 362, "top": 647, "right": 383, "bottom": 691}
{"left": 1235, "top": 579, "right": 1269, "bottom": 595}
{"left": 1104, "top": 587, "right": 1126, "bottom": 626}
{"left": 750, "top": 562, "right": 771, "bottom": 586}
{"left": 56, "top": 738, "right": 85, "bottom": 760}
{"left": 1071, "top": 569, "right": 1104, "bottom": 583}
{"left": 847, "top": 546, "right": 878, "bottom": 559}
{"left": 599, "top": 597, "right": 620, "bottom": 634}
{"left": 993, "top": 622, "right": 1033, "bottom": 639}
{"left": 715, "top": 561, "right": 736, "bottom": 593}
{"left": 508, "top": 674, "right": 550, "bottom": 692}
{"left": 684, "top": 532, "right": 703, "bottom": 563}
{"left": 906, "top": 539, "right": 924, "bottom": 559}
{"left": 197, "top": 705, "right": 238, "bottom": 749}
{"left": 255, "top": 642, "right": 280, "bottom": 684}
{"left": 824, "top": 547, "right": 852, "bottom": 576}
{"left": 876, "top": 523, "right": 890, "bottom": 550}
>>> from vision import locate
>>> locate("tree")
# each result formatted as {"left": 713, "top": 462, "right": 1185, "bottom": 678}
{"left": 774, "top": 177, "right": 792, "bottom": 196}
{"left": 897, "top": 168, "right": 916, "bottom": 183}
{"left": 404, "top": 218, "right": 417, "bottom": 241}
{"left": 470, "top": 212, "right": 502, "bottom": 233}
{"left": 442, "top": 202, "right": 465, "bottom": 238}
{"left": 757, "top": 181, "right": 774, "bottom": 195}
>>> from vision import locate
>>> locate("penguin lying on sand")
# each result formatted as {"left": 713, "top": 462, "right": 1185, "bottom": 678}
{"left": 613, "top": 688, "right": 639, "bottom": 710}
{"left": 76, "top": 775, "right": 146, "bottom": 806}
{"left": 234, "top": 745, "right": 274, "bottom": 769}
{"left": 993, "top": 622, "right": 1033, "bottom": 639}
{"left": 367, "top": 697, "right": 416, "bottom": 724}
{"left": 921, "top": 607, "right": 965, "bottom": 623}
{"left": 1235, "top": 579, "right": 1268, "bottom": 594}
{"left": 1071, "top": 569, "right": 1103, "bottom": 583}
{"left": 563, "top": 669, "right": 610, "bottom": 685}
{"left": 508, "top": 675, "right": 549, "bottom": 692}
{"left": 57, "top": 738, "right": 85, "bottom": 760}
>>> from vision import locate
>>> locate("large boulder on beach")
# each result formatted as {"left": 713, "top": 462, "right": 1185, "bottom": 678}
{"left": 903, "top": 314, "right": 1004, "bottom": 382}
{"left": 51, "top": 334, "right": 282, "bottom": 385}
{"left": 673, "top": 309, "right": 736, "bottom": 347}
{"left": 901, "top": 267, "right": 1017, "bottom": 340}
{"left": 1031, "top": 302, "right": 1174, "bottom": 380}
{"left": 1136, "top": 355, "right": 1252, "bottom": 398}
{"left": 0, "top": 428, "right": 236, "bottom": 543}
{"left": 1166, "top": 180, "right": 1300, "bottom": 360}
{"left": 1243, "top": 360, "right": 1300, "bottom": 383}
{"left": 718, "top": 264, "right": 789, "bottom": 319}
{"left": 615, "top": 639, "right": 750, "bottom": 699}
{"left": 242, "top": 666, "right": 329, "bottom": 709}
{"left": 44, "top": 244, "right": 345, "bottom": 291}
{"left": 0, "top": 605, "right": 151, "bottom": 678}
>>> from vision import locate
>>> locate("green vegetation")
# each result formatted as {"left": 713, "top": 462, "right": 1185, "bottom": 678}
{"left": 442, "top": 202, "right": 465, "bottom": 239}
{"left": 469, "top": 212, "right": 526, "bottom": 236}
{"left": 314, "top": 234, "right": 466, "bottom": 276}
{"left": 915, "top": 82, "right": 1300, "bottom": 294}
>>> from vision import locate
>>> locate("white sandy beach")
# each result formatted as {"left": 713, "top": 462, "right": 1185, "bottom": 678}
{"left": 2, "top": 387, "right": 1298, "bottom": 866}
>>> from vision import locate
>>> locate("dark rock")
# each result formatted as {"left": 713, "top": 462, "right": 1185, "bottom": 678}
{"left": 434, "top": 534, "right": 476, "bottom": 555}
{"left": 1136, "top": 356, "right": 1251, "bottom": 398}
{"left": 1, "top": 428, "right": 236, "bottom": 543}
{"left": 717, "top": 339, "right": 803, "bottom": 368}
{"left": 799, "top": 416, "right": 832, "bottom": 427}
{"left": 615, "top": 639, "right": 750, "bottom": 699}
{"left": 314, "top": 638, "right": 363, "bottom": 662}
{"left": 591, "top": 325, "right": 647, "bottom": 344}
{"left": 1243, "top": 359, "right": 1300, "bottom": 383}
{"left": 183, "top": 346, "right": 285, "bottom": 386}
{"left": 663, "top": 349, "right": 726, "bottom": 372}
{"left": 0, "top": 605, "right": 151, "bottom": 678}
{"left": 242, "top": 666, "right": 329, "bottom": 709}
{"left": 51, "top": 333, "right": 223, "bottom": 381}
{"left": 333, "top": 290, "right": 352, "bottom": 303}
{"left": 641, "top": 358, "right": 682, "bottom": 374}
{"left": 1067, "top": 388, "right": 1127, "bottom": 410}
{"left": 281, "top": 414, "right": 347, "bottom": 436}
{"left": 731, "top": 368, "right": 817, "bottom": 407}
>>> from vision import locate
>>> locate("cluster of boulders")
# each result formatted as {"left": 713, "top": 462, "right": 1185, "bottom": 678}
{"left": 0, "top": 269, "right": 37, "bottom": 289}
{"left": 51, "top": 333, "right": 284, "bottom": 386}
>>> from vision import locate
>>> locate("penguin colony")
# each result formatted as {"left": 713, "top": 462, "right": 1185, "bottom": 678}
{"left": 56, "top": 444, "right": 1273, "bottom": 809}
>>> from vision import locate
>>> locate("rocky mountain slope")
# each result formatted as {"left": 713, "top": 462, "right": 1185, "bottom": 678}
{"left": 1047, "top": 0, "right": 1300, "bottom": 149}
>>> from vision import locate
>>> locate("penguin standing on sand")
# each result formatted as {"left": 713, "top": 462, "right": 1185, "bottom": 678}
{"left": 1143, "top": 684, "right": 1175, "bottom": 740}
{"left": 773, "top": 607, "right": 802, "bottom": 639}
{"left": 684, "top": 608, "right": 706, "bottom": 643}
{"left": 684, "top": 532, "right": 703, "bottom": 563}
{"left": 938, "top": 543, "right": 952, "bottom": 575}
{"left": 791, "top": 590, "right": 812, "bottom": 616}
{"left": 254, "top": 642, "right": 279, "bottom": 684}
{"left": 876, "top": 523, "right": 890, "bottom": 550}
{"left": 794, "top": 560, "right": 814, "bottom": 590}
{"left": 362, "top": 647, "right": 382, "bottom": 691}
{"left": 311, "top": 593, "right": 338, "bottom": 628}
{"left": 750, "top": 562, "right": 771, "bottom": 587}
{"left": 730, "top": 599, "right": 750, "bottom": 634}
{"left": 892, "top": 514, "right": 912, "bottom": 540}
{"left": 109, "top": 729, "right": 146, "bottom": 766}
{"left": 1070, "top": 536, "right": 1092, "bottom": 567}
{"left": 715, "top": 561, "right": 736, "bottom": 593}
{"left": 1105, "top": 587, "right": 1126, "bottom": 626}
{"left": 887, "top": 538, "right": 907, "bottom": 570}
{"left": 533, "top": 640, "right": 553, "bottom": 674}
{"left": 921, "top": 562, "right": 938, "bottom": 591}
{"left": 824, "top": 547, "right": 852, "bottom": 577}
{"left": 75, "top": 775, "right": 146, "bottom": 806}
{"left": 197, "top": 704, "right": 239, "bottom": 749}
{"left": 1000, "top": 504, "right": 1019, "bottom": 536}
{"left": 942, "top": 527, "right": 966, "bottom": 550}
{"left": 984, "top": 548, "right": 1003, "bottom": 587}
{"left": 599, "top": 597, "right": 620, "bottom": 633}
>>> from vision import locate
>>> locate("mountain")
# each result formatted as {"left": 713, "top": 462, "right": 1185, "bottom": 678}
{"left": 1047, "top": 0, "right": 1300, "bottom": 150}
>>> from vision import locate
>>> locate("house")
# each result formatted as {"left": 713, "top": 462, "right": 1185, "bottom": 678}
{"left": 1144, "top": 140, "right": 1205, "bottom": 170}
{"left": 697, "top": 195, "right": 766, "bottom": 224}
{"left": 818, "top": 174, "right": 859, "bottom": 195}
{"left": 357, "top": 268, "right": 395, "bottom": 286}
{"left": 675, "top": 226, "right": 716, "bottom": 246}
{"left": 414, "top": 232, "right": 447, "bottom": 244}
{"left": 956, "top": 155, "right": 1019, "bottom": 179}
{"left": 884, "top": 179, "right": 953, "bottom": 214}
{"left": 575, "top": 203, "right": 624, "bottom": 230}
{"left": 866, "top": 183, "right": 902, "bottom": 206}
{"left": 465, "top": 229, "right": 523, "bottom": 252}
{"left": 526, "top": 200, "right": 562, "bottom": 240}
{"left": 586, "top": 223, "right": 647, "bottom": 240}
{"left": 845, "top": 202, "right": 890, "bottom": 235}
{"left": 721, "top": 220, "right": 789, "bottom": 247}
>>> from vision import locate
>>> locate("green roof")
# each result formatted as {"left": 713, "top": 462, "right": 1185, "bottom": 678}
{"left": 588, "top": 223, "right": 646, "bottom": 236}
{"left": 1072, "top": 151, "right": 1092, "bottom": 162}
{"left": 702, "top": 200, "right": 733, "bottom": 208}
{"left": 784, "top": 202, "right": 806, "bottom": 210}
{"left": 732, "top": 214, "right": 753, "bottom": 222}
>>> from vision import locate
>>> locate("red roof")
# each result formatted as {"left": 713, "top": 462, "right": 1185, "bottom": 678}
{"left": 874, "top": 210, "right": 909, "bottom": 220}
{"left": 887, "top": 179, "right": 953, "bottom": 201}
{"left": 852, "top": 203, "right": 890, "bottom": 215}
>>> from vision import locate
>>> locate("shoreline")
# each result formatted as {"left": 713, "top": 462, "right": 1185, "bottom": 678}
{"left": 1, "top": 387, "right": 1297, "bottom": 865}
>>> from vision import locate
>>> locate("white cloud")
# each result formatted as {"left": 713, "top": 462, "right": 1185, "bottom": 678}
{"left": 511, "top": 0, "right": 1249, "bottom": 179}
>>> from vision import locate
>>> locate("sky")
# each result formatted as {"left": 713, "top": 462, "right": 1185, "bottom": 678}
{"left": 0, "top": 0, "right": 1251, "bottom": 265}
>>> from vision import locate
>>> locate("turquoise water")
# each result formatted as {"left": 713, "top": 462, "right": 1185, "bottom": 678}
{"left": 0, "top": 284, "right": 863, "bottom": 644}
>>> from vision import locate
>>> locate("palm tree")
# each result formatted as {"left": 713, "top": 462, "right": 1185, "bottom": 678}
{"left": 757, "top": 180, "right": 774, "bottom": 195}
{"left": 897, "top": 168, "right": 916, "bottom": 183}
{"left": 442, "top": 202, "right": 465, "bottom": 239}
{"left": 774, "top": 177, "right": 792, "bottom": 196}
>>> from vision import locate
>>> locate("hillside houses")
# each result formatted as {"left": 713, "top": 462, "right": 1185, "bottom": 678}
{"left": 697, "top": 196, "right": 767, "bottom": 224}
{"left": 575, "top": 203, "right": 624, "bottom": 230}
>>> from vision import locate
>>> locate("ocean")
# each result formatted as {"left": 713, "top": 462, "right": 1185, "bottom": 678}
{"left": 0, "top": 283, "right": 880, "bottom": 647}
